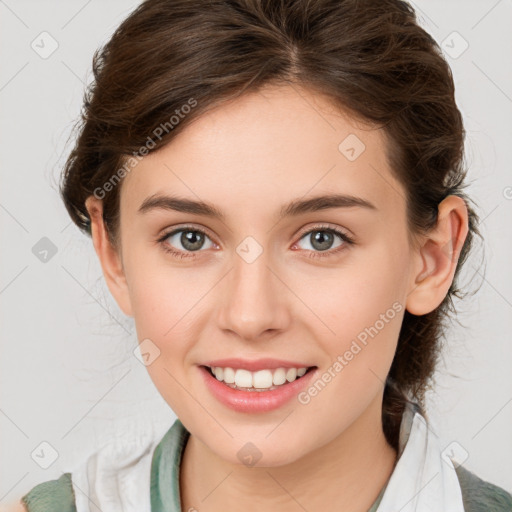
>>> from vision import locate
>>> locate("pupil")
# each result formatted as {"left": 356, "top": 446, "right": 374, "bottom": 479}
{"left": 182, "top": 230, "right": 204, "bottom": 251}
{"left": 311, "top": 231, "right": 333, "bottom": 251}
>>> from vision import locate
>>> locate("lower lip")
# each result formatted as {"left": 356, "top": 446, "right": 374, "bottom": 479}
{"left": 199, "top": 365, "right": 318, "bottom": 413}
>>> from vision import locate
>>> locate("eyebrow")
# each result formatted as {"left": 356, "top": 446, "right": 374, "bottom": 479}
{"left": 138, "top": 192, "right": 377, "bottom": 221}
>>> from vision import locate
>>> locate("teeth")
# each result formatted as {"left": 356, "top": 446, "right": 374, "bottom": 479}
{"left": 210, "top": 365, "right": 309, "bottom": 390}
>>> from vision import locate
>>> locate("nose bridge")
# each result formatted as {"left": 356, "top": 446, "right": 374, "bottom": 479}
{"left": 217, "top": 237, "right": 290, "bottom": 340}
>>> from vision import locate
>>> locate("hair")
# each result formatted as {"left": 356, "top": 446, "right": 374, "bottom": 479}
{"left": 60, "top": 0, "right": 483, "bottom": 451}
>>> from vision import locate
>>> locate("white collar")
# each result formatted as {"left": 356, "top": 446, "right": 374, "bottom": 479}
{"left": 71, "top": 401, "right": 465, "bottom": 512}
{"left": 375, "top": 400, "right": 465, "bottom": 512}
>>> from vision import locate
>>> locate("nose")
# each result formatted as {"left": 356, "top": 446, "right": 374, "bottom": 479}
{"left": 216, "top": 247, "right": 291, "bottom": 342}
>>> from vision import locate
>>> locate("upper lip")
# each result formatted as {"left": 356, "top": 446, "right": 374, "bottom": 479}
{"left": 201, "top": 358, "right": 316, "bottom": 372}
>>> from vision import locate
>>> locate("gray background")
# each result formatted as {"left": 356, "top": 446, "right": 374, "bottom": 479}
{"left": 1, "top": 0, "right": 511, "bottom": 503}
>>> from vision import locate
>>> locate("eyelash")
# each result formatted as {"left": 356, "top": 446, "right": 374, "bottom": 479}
{"left": 156, "top": 224, "right": 355, "bottom": 260}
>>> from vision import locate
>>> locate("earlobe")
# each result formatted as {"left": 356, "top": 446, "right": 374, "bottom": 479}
{"left": 406, "top": 195, "right": 469, "bottom": 316}
{"left": 84, "top": 196, "right": 133, "bottom": 317}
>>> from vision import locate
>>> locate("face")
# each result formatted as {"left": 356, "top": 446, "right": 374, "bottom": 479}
{"left": 110, "top": 84, "right": 419, "bottom": 466}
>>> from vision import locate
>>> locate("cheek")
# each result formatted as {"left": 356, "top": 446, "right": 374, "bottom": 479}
{"left": 126, "top": 268, "right": 203, "bottom": 412}
{"left": 126, "top": 259, "right": 214, "bottom": 363}
{"left": 292, "top": 262, "right": 405, "bottom": 425}
{"left": 124, "top": 241, "right": 201, "bottom": 331}
{"left": 129, "top": 276, "right": 172, "bottom": 337}
{"left": 299, "top": 243, "right": 408, "bottom": 373}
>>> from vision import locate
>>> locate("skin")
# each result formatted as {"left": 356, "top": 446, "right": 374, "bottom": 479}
{"left": 64, "top": 83, "right": 469, "bottom": 512}
{"left": 1, "top": 503, "right": 25, "bottom": 512}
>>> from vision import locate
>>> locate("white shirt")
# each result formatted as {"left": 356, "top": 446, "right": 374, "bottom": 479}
{"left": 71, "top": 401, "right": 466, "bottom": 512}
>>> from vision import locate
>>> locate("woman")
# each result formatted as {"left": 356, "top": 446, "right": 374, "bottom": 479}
{"left": 13, "top": 0, "right": 512, "bottom": 510}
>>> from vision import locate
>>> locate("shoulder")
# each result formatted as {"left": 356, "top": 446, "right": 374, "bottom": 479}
{"left": 19, "top": 472, "right": 75, "bottom": 512}
{"left": 10, "top": 421, "right": 186, "bottom": 512}
{"left": 0, "top": 500, "right": 28, "bottom": 512}
{"left": 72, "top": 427, "right": 160, "bottom": 511}
{"left": 455, "top": 464, "right": 512, "bottom": 512}
{"left": 17, "top": 427, "right": 159, "bottom": 512}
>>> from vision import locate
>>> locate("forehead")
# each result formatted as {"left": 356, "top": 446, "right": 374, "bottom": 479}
{"left": 120, "top": 84, "right": 406, "bottom": 223}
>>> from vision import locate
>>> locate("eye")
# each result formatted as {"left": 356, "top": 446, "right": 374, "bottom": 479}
{"left": 157, "top": 225, "right": 217, "bottom": 258}
{"left": 292, "top": 225, "right": 355, "bottom": 259}
{"left": 157, "top": 223, "right": 355, "bottom": 260}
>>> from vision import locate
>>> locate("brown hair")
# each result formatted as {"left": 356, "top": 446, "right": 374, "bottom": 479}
{"left": 60, "top": 0, "right": 482, "bottom": 450}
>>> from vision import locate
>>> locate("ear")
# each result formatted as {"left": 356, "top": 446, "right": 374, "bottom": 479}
{"left": 406, "top": 195, "right": 469, "bottom": 316}
{"left": 84, "top": 196, "right": 133, "bottom": 317}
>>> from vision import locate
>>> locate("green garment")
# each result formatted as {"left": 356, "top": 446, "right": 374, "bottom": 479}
{"left": 21, "top": 418, "right": 512, "bottom": 511}
{"left": 21, "top": 473, "right": 75, "bottom": 512}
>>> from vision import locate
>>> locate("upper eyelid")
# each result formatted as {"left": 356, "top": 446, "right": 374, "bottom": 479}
{"left": 159, "top": 223, "right": 216, "bottom": 241}
{"left": 296, "top": 223, "right": 350, "bottom": 237}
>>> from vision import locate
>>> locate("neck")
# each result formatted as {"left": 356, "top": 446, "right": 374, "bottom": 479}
{"left": 180, "top": 393, "right": 397, "bottom": 512}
